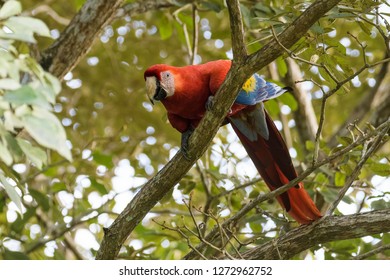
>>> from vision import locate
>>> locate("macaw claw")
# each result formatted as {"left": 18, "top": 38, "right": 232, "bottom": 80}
{"left": 181, "top": 127, "right": 194, "bottom": 160}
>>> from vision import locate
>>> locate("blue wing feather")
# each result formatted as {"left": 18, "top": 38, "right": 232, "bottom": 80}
{"left": 230, "top": 74, "right": 289, "bottom": 142}
{"left": 235, "top": 73, "right": 288, "bottom": 105}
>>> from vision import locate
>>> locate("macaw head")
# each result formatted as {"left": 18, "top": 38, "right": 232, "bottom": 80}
{"left": 144, "top": 65, "right": 176, "bottom": 105}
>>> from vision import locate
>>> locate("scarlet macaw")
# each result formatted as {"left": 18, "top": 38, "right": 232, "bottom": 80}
{"left": 144, "top": 60, "right": 321, "bottom": 224}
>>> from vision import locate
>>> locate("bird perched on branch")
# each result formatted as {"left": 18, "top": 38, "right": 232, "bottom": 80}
{"left": 144, "top": 59, "right": 321, "bottom": 224}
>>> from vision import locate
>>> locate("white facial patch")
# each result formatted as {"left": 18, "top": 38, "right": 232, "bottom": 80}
{"left": 160, "top": 71, "right": 175, "bottom": 97}
{"left": 145, "top": 76, "right": 157, "bottom": 101}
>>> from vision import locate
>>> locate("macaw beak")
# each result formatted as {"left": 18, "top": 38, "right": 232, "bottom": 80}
{"left": 153, "top": 79, "right": 167, "bottom": 102}
{"left": 145, "top": 76, "right": 167, "bottom": 105}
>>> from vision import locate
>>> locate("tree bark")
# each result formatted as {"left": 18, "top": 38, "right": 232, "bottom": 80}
{"left": 284, "top": 58, "right": 318, "bottom": 144}
{"left": 237, "top": 209, "right": 390, "bottom": 260}
{"left": 40, "top": 0, "right": 124, "bottom": 79}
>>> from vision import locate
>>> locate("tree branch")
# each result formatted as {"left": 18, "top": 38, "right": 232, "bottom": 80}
{"left": 95, "top": 0, "right": 342, "bottom": 260}
{"left": 227, "top": 0, "right": 247, "bottom": 63}
{"left": 355, "top": 243, "right": 390, "bottom": 260}
{"left": 116, "top": 0, "right": 182, "bottom": 18}
{"left": 40, "top": 0, "right": 124, "bottom": 79}
{"left": 236, "top": 209, "right": 390, "bottom": 260}
{"left": 284, "top": 58, "right": 318, "bottom": 143}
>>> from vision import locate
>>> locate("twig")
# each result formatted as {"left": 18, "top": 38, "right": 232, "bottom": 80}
{"left": 326, "top": 119, "right": 390, "bottom": 215}
{"left": 355, "top": 244, "right": 390, "bottom": 260}
{"left": 152, "top": 219, "right": 208, "bottom": 260}
{"left": 312, "top": 85, "right": 328, "bottom": 165}
{"left": 173, "top": 4, "right": 194, "bottom": 62}
{"left": 28, "top": 5, "right": 70, "bottom": 25}
{"left": 191, "top": 4, "right": 199, "bottom": 65}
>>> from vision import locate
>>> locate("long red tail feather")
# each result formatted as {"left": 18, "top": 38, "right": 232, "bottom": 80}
{"left": 230, "top": 109, "right": 322, "bottom": 224}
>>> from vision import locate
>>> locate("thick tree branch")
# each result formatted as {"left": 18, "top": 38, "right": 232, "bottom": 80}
{"left": 40, "top": 0, "right": 124, "bottom": 79}
{"left": 116, "top": 0, "right": 182, "bottom": 18}
{"left": 227, "top": 0, "right": 247, "bottom": 63}
{"left": 95, "top": 0, "right": 342, "bottom": 260}
{"left": 236, "top": 209, "right": 390, "bottom": 260}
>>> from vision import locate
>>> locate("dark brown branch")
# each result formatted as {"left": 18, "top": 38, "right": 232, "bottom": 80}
{"left": 41, "top": 0, "right": 124, "bottom": 79}
{"left": 116, "top": 0, "right": 181, "bottom": 17}
{"left": 227, "top": 0, "right": 247, "bottom": 63}
{"left": 236, "top": 209, "right": 390, "bottom": 260}
{"left": 95, "top": 0, "right": 342, "bottom": 259}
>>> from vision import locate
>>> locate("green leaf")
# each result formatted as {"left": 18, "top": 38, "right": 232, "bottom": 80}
{"left": 279, "top": 92, "right": 298, "bottom": 111}
{"left": 158, "top": 14, "right": 173, "bottom": 40}
{"left": 16, "top": 138, "right": 47, "bottom": 169}
{"left": 200, "top": 1, "right": 222, "bottom": 13}
{"left": 20, "top": 107, "right": 72, "bottom": 161}
{"left": 0, "top": 173, "right": 22, "bottom": 213}
{"left": 357, "top": 20, "right": 371, "bottom": 35}
{"left": 51, "top": 182, "right": 67, "bottom": 193}
{"left": 337, "top": 136, "right": 353, "bottom": 146}
{"left": 90, "top": 178, "right": 108, "bottom": 195}
{"left": 305, "top": 140, "right": 315, "bottom": 152}
{"left": 4, "top": 132, "right": 23, "bottom": 161}
{"left": 0, "top": 139, "right": 13, "bottom": 165}
{"left": 92, "top": 152, "right": 113, "bottom": 168}
{"left": 4, "top": 85, "right": 51, "bottom": 108}
{"left": 240, "top": 4, "right": 252, "bottom": 28}
{"left": 265, "top": 99, "right": 280, "bottom": 115}
{"left": 371, "top": 199, "right": 390, "bottom": 210}
{"left": 0, "top": 78, "right": 21, "bottom": 90}
{"left": 319, "top": 186, "right": 339, "bottom": 203}
{"left": 335, "top": 171, "right": 346, "bottom": 187}
{"left": 5, "top": 16, "right": 51, "bottom": 37}
{"left": 0, "top": 0, "right": 22, "bottom": 20}
{"left": 29, "top": 188, "right": 50, "bottom": 211}
{"left": 275, "top": 57, "right": 288, "bottom": 77}
{"left": 3, "top": 249, "right": 30, "bottom": 260}
{"left": 11, "top": 207, "right": 35, "bottom": 233}
{"left": 368, "top": 163, "right": 390, "bottom": 176}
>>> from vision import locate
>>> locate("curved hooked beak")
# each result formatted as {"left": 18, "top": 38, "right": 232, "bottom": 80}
{"left": 145, "top": 76, "right": 167, "bottom": 105}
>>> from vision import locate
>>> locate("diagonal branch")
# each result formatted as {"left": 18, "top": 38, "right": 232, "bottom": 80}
{"left": 227, "top": 0, "right": 247, "bottom": 63}
{"left": 95, "top": 0, "right": 342, "bottom": 260}
{"left": 40, "top": 0, "right": 124, "bottom": 79}
{"left": 236, "top": 209, "right": 390, "bottom": 260}
{"left": 41, "top": 0, "right": 182, "bottom": 80}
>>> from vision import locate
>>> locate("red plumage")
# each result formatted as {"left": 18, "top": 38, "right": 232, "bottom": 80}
{"left": 144, "top": 60, "right": 322, "bottom": 224}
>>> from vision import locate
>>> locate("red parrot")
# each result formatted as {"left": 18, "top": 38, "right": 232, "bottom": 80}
{"left": 144, "top": 60, "right": 322, "bottom": 224}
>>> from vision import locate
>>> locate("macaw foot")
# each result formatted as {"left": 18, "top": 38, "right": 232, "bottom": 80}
{"left": 181, "top": 127, "right": 195, "bottom": 160}
{"left": 205, "top": 95, "right": 215, "bottom": 111}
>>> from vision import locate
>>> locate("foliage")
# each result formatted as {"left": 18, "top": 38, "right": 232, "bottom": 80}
{"left": 0, "top": 0, "right": 71, "bottom": 217}
{"left": 0, "top": 0, "right": 389, "bottom": 260}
